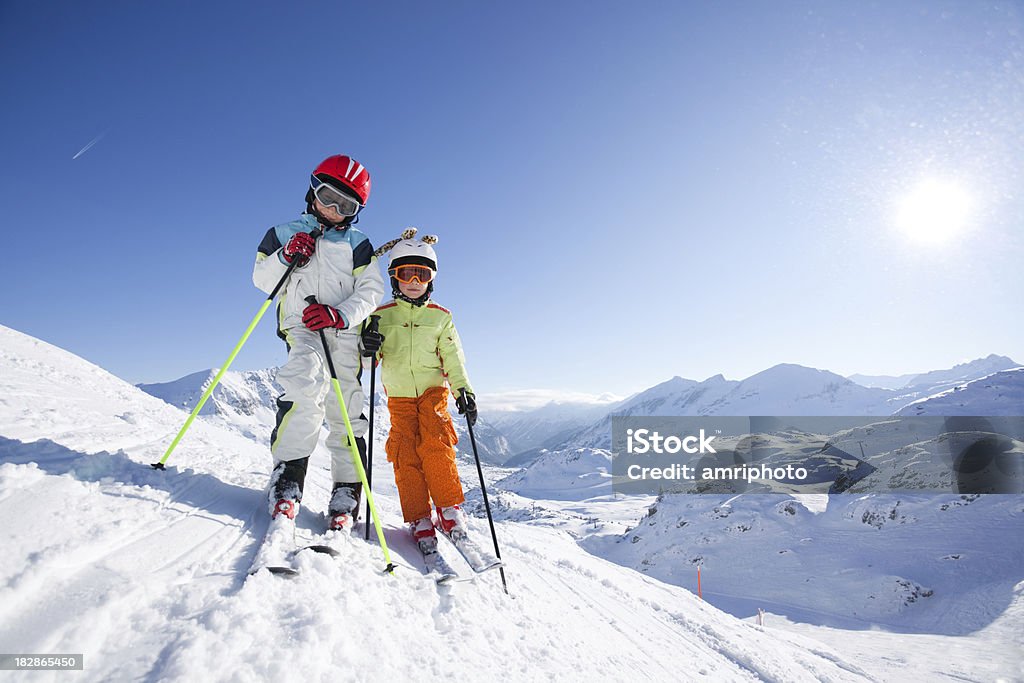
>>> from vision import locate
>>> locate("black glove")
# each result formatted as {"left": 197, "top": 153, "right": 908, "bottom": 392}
{"left": 361, "top": 328, "right": 384, "bottom": 357}
{"left": 456, "top": 390, "right": 478, "bottom": 427}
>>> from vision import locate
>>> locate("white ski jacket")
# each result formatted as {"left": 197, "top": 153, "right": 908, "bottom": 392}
{"left": 253, "top": 214, "right": 385, "bottom": 339}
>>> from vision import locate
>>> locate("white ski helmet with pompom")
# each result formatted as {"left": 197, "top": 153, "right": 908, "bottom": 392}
{"left": 378, "top": 227, "right": 439, "bottom": 272}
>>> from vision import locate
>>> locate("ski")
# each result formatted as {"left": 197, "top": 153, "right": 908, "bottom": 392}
{"left": 249, "top": 513, "right": 300, "bottom": 577}
{"left": 293, "top": 526, "right": 352, "bottom": 560}
{"left": 417, "top": 538, "right": 461, "bottom": 584}
{"left": 436, "top": 526, "right": 503, "bottom": 574}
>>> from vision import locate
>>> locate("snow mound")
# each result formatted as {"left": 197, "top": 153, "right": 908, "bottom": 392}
{"left": 497, "top": 448, "right": 615, "bottom": 500}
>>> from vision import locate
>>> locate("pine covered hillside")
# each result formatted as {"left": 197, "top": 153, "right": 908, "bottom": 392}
{"left": 0, "top": 324, "right": 875, "bottom": 681}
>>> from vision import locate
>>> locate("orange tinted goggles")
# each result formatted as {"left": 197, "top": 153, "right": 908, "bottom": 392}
{"left": 389, "top": 264, "right": 435, "bottom": 284}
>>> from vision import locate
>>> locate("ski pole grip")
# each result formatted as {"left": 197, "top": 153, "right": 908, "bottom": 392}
{"left": 305, "top": 295, "right": 318, "bottom": 305}
{"left": 367, "top": 314, "right": 381, "bottom": 333}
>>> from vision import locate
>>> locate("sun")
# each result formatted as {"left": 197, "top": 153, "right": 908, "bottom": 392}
{"left": 894, "top": 178, "right": 974, "bottom": 245}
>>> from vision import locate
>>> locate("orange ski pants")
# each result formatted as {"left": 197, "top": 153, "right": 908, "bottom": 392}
{"left": 386, "top": 385, "right": 465, "bottom": 522}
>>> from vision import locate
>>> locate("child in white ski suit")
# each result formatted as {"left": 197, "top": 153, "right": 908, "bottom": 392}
{"left": 253, "top": 154, "right": 385, "bottom": 530}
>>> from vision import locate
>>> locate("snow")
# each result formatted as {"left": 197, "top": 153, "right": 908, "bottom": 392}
{"left": 895, "top": 367, "right": 1024, "bottom": 417}
{"left": 0, "top": 323, "right": 891, "bottom": 682}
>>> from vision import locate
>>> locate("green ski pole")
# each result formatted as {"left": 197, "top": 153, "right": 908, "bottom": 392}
{"left": 151, "top": 228, "right": 322, "bottom": 470}
{"left": 306, "top": 296, "right": 395, "bottom": 574}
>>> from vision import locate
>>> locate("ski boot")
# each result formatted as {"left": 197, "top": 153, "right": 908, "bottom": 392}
{"left": 268, "top": 457, "right": 307, "bottom": 518}
{"left": 328, "top": 482, "right": 362, "bottom": 532}
{"left": 436, "top": 504, "right": 468, "bottom": 541}
{"left": 271, "top": 498, "right": 299, "bottom": 520}
{"left": 411, "top": 516, "right": 438, "bottom": 554}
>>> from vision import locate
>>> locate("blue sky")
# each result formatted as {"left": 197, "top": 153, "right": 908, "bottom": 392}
{"left": 1, "top": 1, "right": 1022, "bottom": 399}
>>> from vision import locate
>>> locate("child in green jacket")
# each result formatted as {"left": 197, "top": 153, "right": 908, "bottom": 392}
{"left": 362, "top": 229, "right": 477, "bottom": 554}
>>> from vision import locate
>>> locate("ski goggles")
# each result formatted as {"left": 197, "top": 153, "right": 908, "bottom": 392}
{"left": 389, "top": 264, "right": 435, "bottom": 284}
{"left": 310, "top": 176, "right": 362, "bottom": 217}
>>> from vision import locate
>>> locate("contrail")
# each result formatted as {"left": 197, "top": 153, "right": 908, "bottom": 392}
{"left": 72, "top": 129, "right": 109, "bottom": 160}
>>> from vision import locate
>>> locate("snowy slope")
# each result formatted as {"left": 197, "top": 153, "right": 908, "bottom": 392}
{"left": 586, "top": 493, "right": 1024, "bottom": 634}
{"left": 895, "top": 367, "right": 1024, "bottom": 417}
{"left": 497, "top": 447, "right": 615, "bottom": 500}
{"left": 0, "top": 324, "right": 872, "bottom": 682}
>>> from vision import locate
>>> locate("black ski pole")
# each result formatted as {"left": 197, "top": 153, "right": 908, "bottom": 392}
{"left": 153, "top": 228, "right": 322, "bottom": 470}
{"left": 362, "top": 314, "right": 381, "bottom": 541}
{"left": 459, "top": 388, "right": 508, "bottom": 595}
{"left": 305, "top": 297, "right": 395, "bottom": 573}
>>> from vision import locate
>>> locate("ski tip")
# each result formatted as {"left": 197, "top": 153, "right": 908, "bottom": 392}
{"left": 473, "top": 560, "right": 504, "bottom": 574}
{"left": 248, "top": 565, "right": 300, "bottom": 578}
{"left": 266, "top": 566, "right": 301, "bottom": 577}
{"left": 150, "top": 462, "right": 166, "bottom": 470}
{"left": 300, "top": 544, "right": 341, "bottom": 557}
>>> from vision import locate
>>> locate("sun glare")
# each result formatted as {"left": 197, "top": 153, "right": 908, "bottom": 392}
{"left": 894, "top": 178, "right": 974, "bottom": 245}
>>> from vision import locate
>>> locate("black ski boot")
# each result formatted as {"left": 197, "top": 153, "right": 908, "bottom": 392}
{"left": 269, "top": 457, "right": 308, "bottom": 518}
{"left": 328, "top": 482, "right": 363, "bottom": 532}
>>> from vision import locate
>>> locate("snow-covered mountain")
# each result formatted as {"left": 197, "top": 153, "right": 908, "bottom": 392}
{"left": 138, "top": 368, "right": 281, "bottom": 442}
{"left": 139, "top": 368, "right": 281, "bottom": 417}
{"left": 905, "top": 354, "right": 1020, "bottom": 386}
{"left": 486, "top": 398, "right": 621, "bottom": 454}
{"left": 497, "top": 447, "right": 615, "bottom": 500}
{"left": 895, "top": 367, "right": 1024, "bottom": 417}
{"left": 847, "top": 371, "right": 920, "bottom": 390}
{"left": 851, "top": 354, "right": 1020, "bottom": 391}
{"left": 139, "top": 368, "right": 514, "bottom": 464}
{"left": 546, "top": 360, "right": 1020, "bottom": 453}
{"left": 1, "top": 323, "right": 893, "bottom": 681}
{"left": 555, "top": 365, "right": 892, "bottom": 451}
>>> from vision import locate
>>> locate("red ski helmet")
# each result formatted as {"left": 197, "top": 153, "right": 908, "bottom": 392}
{"left": 311, "top": 154, "right": 371, "bottom": 206}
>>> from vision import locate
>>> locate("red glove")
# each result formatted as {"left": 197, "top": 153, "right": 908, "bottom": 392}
{"left": 282, "top": 232, "right": 316, "bottom": 265}
{"left": 302, "top": 303, "right": 347, "bottom": 331}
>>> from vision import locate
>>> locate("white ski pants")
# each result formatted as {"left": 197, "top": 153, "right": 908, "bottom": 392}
{"left": 271, "top": 326, "right": 366, "bottom": 483}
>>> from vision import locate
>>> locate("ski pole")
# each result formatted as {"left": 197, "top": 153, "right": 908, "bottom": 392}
{"left": 459, "top": 388, "right": 508, "bottom": 595}
{"left": 306, "top": 296, "right": 395, "bottom": 574}
{"left": 152, "top": 228, "right": 322, "bottom": 470}
{"left": 362, "top": 314, "right": 381, "bottom": 541}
